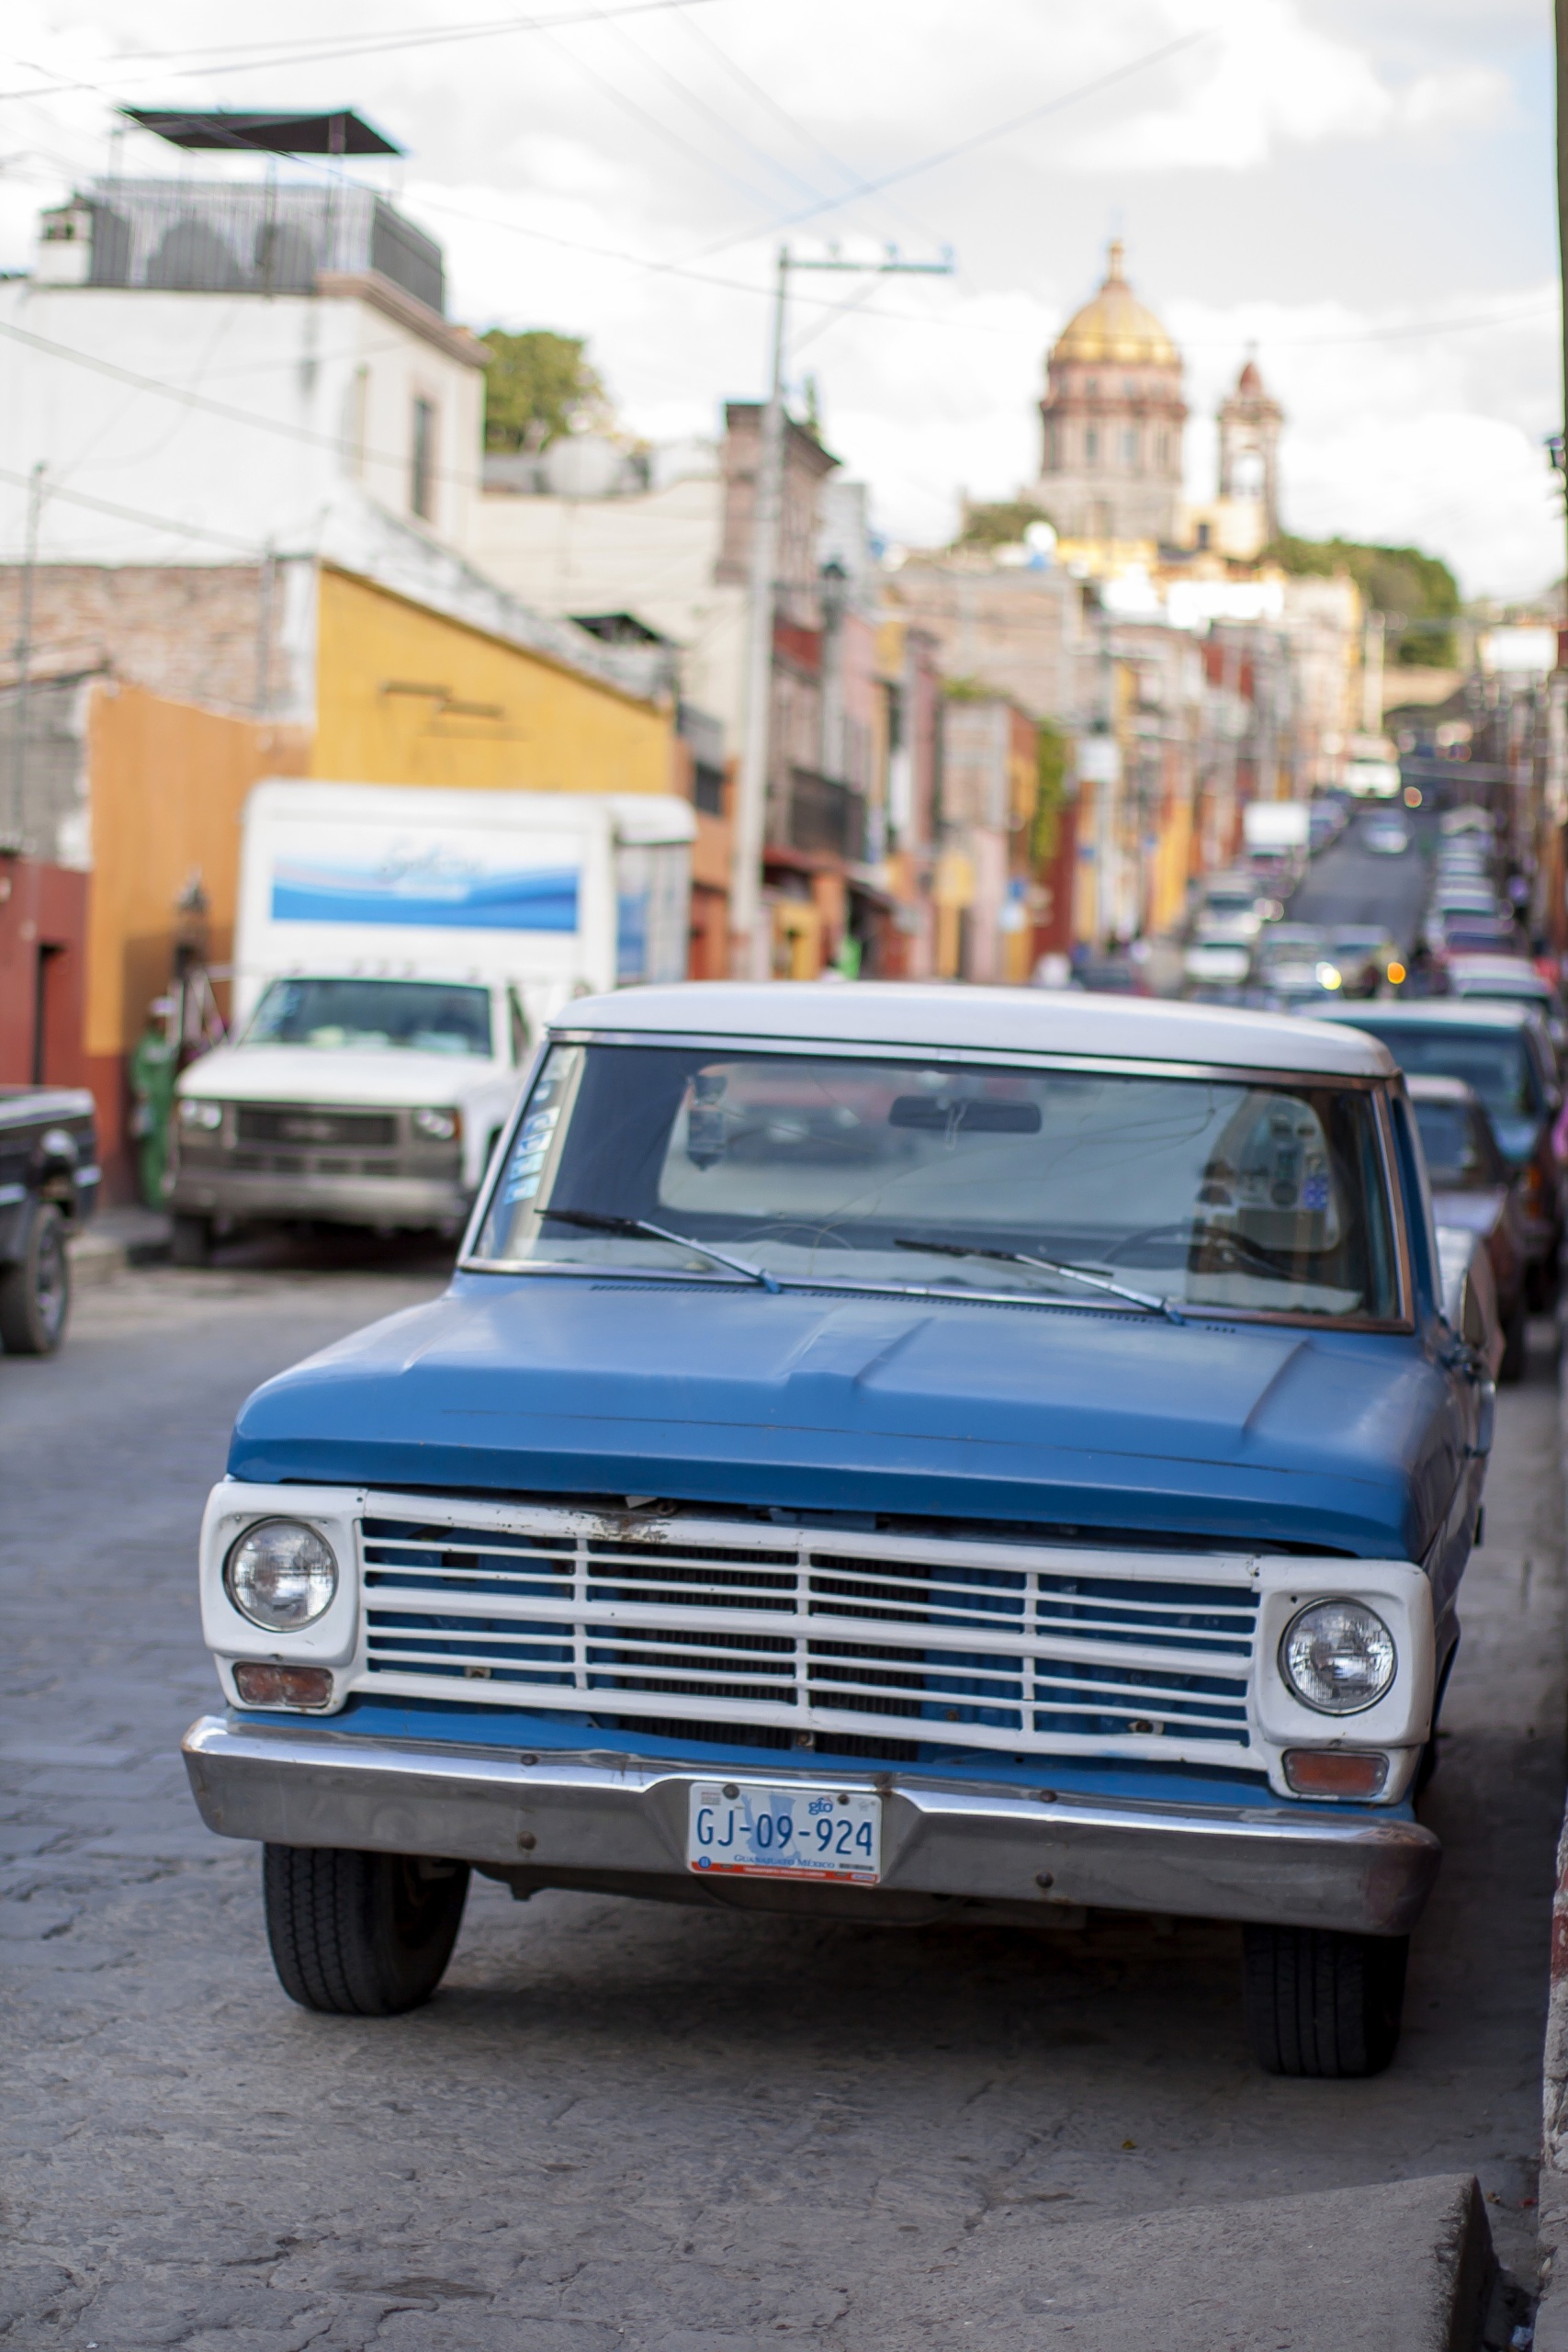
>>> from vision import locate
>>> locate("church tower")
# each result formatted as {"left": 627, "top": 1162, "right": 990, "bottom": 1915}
{"left": 1216, "top": 354, "right": 1284, "bottom": 544}
{"left": 1035, "top": 241, "right": 1187, "bottom": 548}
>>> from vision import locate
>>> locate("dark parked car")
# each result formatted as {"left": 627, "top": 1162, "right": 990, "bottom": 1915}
{"left": 1406, "top": 1075, "right": 1528, "bottom": 1382}
{"left": 1318, "top": 1000, "right": 1562, "bottom": 1305}
{"left": 0, "top": 1086, "right": 98, "bottom": 1353}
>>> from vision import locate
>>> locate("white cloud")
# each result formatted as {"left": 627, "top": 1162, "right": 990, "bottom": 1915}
{"left": 1058, "top": 0, "right": 1516, "bottom": 174}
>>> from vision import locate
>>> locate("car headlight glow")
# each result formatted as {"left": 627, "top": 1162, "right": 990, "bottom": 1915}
{"left": 224, "top": 1519, "right": 338, "bottom": 1631}
{"left": 1280, "top": 1599, "right": 1396, "bottom": 1715}
{"left": 179, "top": 1098, "right": 224, "bottom": 1131}
{"left": 1314, "top": 961, "right": 1342, "bottom": 991}
{"left": 413, "top": 1107, "right": 461, "bottom": 1142}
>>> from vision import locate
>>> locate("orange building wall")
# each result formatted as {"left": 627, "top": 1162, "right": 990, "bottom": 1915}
{"left": 84, "top": 682, "right": 309, "bottom": 1190}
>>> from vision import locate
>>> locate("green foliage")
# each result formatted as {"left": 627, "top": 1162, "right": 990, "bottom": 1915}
{"left": 1264, "top": 535, "right": 1461, "bottom": 666}
{"left": 956, "top": 498, "right": 1056, "bottom": 550}
{"left": 941, "top": 674, "right": 991, "bottom": 702}
{"left": 480, "top": 330, "right": 613, "bottom": 453}
{"left": 1031, "top": 720, "right": 1069, "bottom": 866}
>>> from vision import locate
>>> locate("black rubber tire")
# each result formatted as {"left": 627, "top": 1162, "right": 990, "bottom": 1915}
{"left": 1242, "top": 1923, "right": 1408, "bottom": 2077}
{"left": 170, "top": 1213, "right": 213, "bottom": 1268}
{"left": 0, "top": 1201, "right": 69, "bottom": 1355}
{"left": 1499, "top": 1297, "right": 1528, "bottom": 1385}
{"left": 262, "top": 1846, "right": 469, "bottom": 2016}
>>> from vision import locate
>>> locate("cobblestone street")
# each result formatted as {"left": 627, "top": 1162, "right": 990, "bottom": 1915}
{"left": 4, "top": 1258, "right": 1566, "bottom": 2349}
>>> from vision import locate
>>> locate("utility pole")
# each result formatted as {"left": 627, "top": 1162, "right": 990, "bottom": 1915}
{"left": 1560, "top": 0, "right": 1568, "bottom": 595}
{"left": 1360, "top": 609, "right": 1385, "bottom": 737}
{"left": 729, "top": 243, "right": 953, "bottom": 979}
{"left": 8, "top": 462, "right": 46, "bottom": 851}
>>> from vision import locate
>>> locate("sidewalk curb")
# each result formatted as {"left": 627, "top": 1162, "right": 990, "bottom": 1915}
{"left": 67, "top": 1208, "right": 171, "bottom": 1288}
{"left": 892, "top": 2170, "right": 1498, "bottom": 2350}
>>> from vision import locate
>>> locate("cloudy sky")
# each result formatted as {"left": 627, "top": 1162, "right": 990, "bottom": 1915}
{"left": 0, "top": 0, "right": 1558, "bottom": 596}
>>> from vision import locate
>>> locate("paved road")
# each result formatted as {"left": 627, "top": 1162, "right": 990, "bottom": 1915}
{"left": 4, "top": 1256, "right": 1565, "bottom": 2348}
{"left": 1289, "top": 806, "right": 1436, "bottom": 950}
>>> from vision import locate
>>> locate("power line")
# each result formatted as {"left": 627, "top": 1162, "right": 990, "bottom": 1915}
{"left": 589, "top": 5, "right": 830, "bottom": 215}
{"left": 685, "top": 27, "right": 1211, "bottom": 262}
{"left": 0, "top": 456, "right": 269, "bottom": 551}
{"left": 0, "top": 0, "right": 721, "bottom": 102}
{"left": 527, "top": 14, "right": 794, "bottom": 221}
{"left": 671, "top": 8, "right": 946, "bottom": 253}
{"left": 0, "top": 313, "right": 489, "bottom": 495}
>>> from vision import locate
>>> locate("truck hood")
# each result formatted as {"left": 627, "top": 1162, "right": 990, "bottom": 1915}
{"left": 228, "top": 1278, "right": 1461, "bottom": 1559}
{"left": 175, "top": 1043, "right": 505, "bottom": 1107}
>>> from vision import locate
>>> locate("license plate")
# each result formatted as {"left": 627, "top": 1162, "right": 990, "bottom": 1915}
{"left": 686, "top": 1781, "right": 882, "bottom": 1885}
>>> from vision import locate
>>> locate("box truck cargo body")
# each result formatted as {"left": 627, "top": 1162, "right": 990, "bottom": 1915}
{"left": 167, "top": 783, "right": 694, "bottom": 1259}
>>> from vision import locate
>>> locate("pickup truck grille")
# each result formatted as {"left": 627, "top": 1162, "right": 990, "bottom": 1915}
{"left": 237, "top": 1105, "right": 399, "bottom": 1148}
{"left": 355, "top": 1499, "right": 1260, "bottom": 1766}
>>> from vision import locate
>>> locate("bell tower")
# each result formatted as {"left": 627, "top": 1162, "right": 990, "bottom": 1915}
{"left": 1216, "top": 354, "right": 1283, "bottom": 543}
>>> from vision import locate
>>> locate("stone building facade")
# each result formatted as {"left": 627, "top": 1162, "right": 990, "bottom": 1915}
{"left": 1035, "top": 243, "right": 1187, "bottom": 548}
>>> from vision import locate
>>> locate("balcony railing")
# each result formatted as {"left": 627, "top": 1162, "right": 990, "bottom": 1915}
{"left": 783, "top": 767, "right": 866, "bottom": 862}
{"left": 79, "top": 178, "right": 445, "bottom": 314}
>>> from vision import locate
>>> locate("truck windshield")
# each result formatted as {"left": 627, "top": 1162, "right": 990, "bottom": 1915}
{"left": 473, "top": 1044, "right": 1401, "bottom": 1322}
{"left": 242, "top": 978, "right": 492, "bottom": 1057}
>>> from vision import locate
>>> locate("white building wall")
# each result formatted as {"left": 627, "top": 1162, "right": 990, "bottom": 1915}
{"left": 0, "top": 278, "right": 483, "bottom": 569}
{"left": 464, "top": 472, "right": 748, "bottom": 741}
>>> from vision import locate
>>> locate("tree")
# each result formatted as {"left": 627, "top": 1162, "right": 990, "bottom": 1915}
{"left": 1263, "top": 534, "right": 1461, "bottom": 667}
{"left": 1031, "top": 720, "right": 1069, "bottom": 866}
{"left": 480, "top": 330, "right": 613, "bottom": 453}
{"left": 955, "top": 498, "right": 1056, "bottom": 550}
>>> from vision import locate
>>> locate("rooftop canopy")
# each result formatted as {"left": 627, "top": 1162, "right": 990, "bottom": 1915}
{"left": 120, "top": 107, "right": 401, "bottom": 156}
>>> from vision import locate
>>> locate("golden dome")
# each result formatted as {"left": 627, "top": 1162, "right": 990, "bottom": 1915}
{"left": 1051, "top": 242, "right": 1178, "bottom": 368}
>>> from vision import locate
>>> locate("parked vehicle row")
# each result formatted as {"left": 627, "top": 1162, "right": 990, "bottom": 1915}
{"left": 1320, "top": 997, "right": 1563, "bottom": 1317}
{"left": 0, "top": 1087, "right": 98, "bottom": 1355}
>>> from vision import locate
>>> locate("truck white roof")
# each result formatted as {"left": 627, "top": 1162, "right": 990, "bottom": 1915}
{"left": 558, "top": 982, "right": 1397, "bottom": 1077}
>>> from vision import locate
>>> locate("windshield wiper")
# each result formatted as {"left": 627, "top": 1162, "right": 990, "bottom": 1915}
{"left": 894, "top": 1238, "right": 1184, "bottom": 1324}
{"left": 540, "top": 1206, "right": 780, "bottom": 1293}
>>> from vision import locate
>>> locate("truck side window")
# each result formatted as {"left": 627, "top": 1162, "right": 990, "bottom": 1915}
{"left": 507, "top": 989, "right": 530, "bottom": 1068}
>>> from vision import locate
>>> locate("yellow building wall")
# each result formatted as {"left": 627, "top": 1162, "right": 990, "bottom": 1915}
{"left": 85, "top": 683, "right": 309, "bottom": 1058}
{"left": 311, "top": 566, "right": 674, "bottom": 797}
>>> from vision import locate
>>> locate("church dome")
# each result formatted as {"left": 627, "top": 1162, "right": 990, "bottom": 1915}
{"left": 1051, "top": 241, "right": 1178, "bottom": 368}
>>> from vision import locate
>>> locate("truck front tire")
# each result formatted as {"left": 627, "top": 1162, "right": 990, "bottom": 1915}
{"left": 262, "top": 1846, "right": 469, "bottom": 2015}
{"left": 1242, "top": 1922, "right": 1408, "bottom": 2076}
{"left": 0, "top": 1201, "right": 70, "bottom": 1355}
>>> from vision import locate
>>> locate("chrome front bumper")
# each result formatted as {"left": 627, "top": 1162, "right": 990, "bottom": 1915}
{"left": 167, "top": 1169, "right": 468, "bottom": 1228}
{"left": 182, "top": 1717, "right": 1441, "bottom": 1937}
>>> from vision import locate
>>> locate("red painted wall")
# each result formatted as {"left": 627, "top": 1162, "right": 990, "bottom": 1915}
{"left": 0, "top": 857, "right": 89, "bottom": 1092}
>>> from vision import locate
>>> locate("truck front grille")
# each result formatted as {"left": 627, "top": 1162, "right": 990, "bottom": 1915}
{"left": 237, "top": 1104, "right": 400, "bottom": 1148}
{"left": 355, "top": 1498, "right": 1261, "bottom": 1766}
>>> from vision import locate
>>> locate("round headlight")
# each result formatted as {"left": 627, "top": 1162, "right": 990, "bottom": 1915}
{"left": 179, "top": 1098, "right": 223, "bottom": 1131}
{"left": 224, "top": 1519, "right": 338, "bottom": 1631}
{"left": 413, "top": 1107, "right": 459, "bottom": 1142}
{"left": 1280, "top": 1600, "right": 1395, "bottom": 1715}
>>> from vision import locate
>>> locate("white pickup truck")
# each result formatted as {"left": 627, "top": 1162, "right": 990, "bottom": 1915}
{"left": 166, "top": 781, "right": 694, "bottom": 1263}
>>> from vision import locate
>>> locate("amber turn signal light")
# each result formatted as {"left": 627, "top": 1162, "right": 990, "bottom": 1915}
{"left": 233, "top": 1662, "right": 334, "bottom": 1709}
{"left": 1281, "top": 1747, "right": 1388, "bottom": 1799}
{"left": 1386, "top": 961, "right": 1406, "bottom": 986}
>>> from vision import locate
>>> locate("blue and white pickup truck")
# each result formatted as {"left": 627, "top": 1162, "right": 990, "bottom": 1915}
{"left": 183, "top": 985, "right": 1492, "bottom": 2077}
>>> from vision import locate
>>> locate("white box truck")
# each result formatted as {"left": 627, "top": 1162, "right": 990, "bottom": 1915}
{"left": 166, "top": 781, "right": 695, "bottom": 1261}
